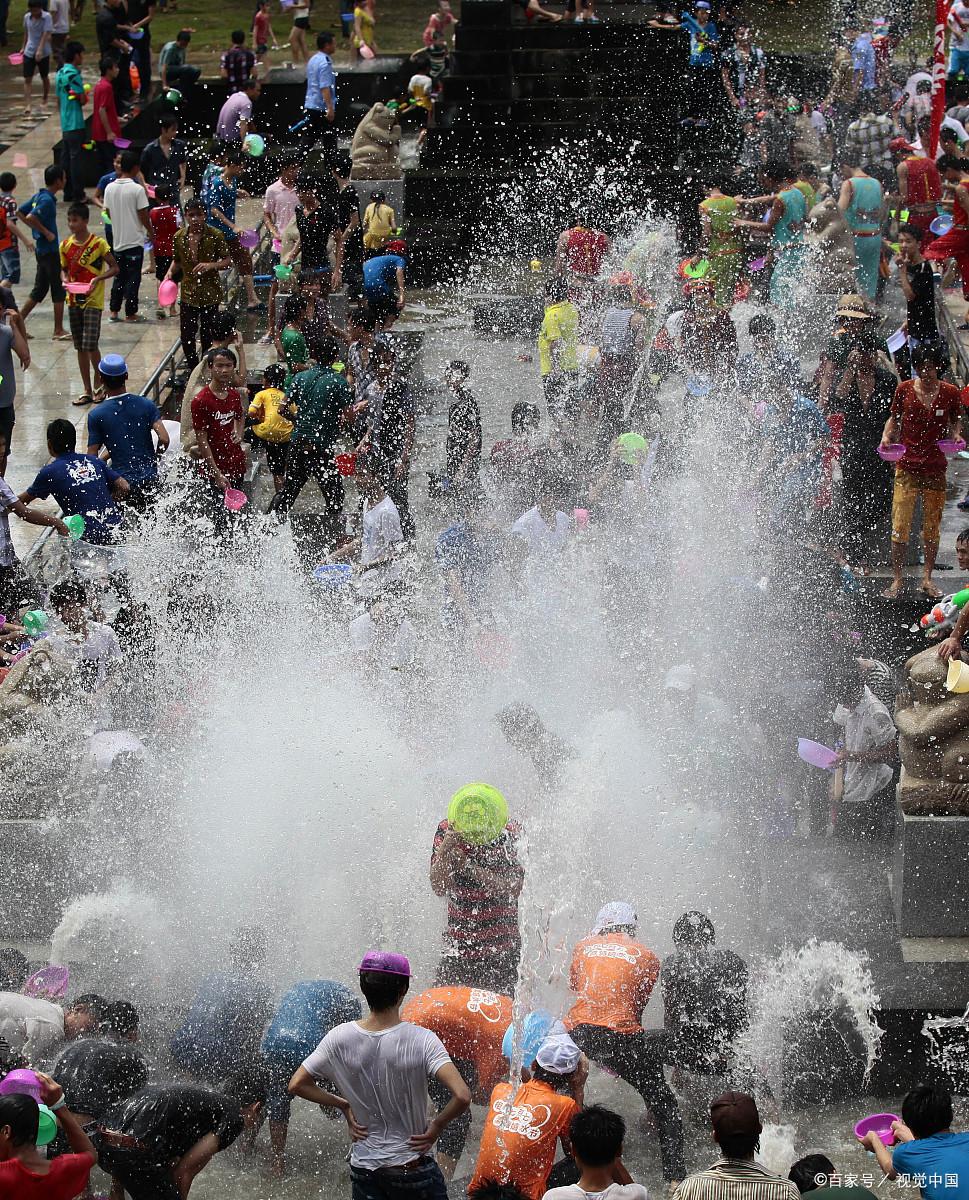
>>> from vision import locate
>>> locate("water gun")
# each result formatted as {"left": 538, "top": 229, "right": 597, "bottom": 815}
{"left": 920, "top": 588, "right": 969, "bottom": 634}
{"left": 287, "top": 115, "right": 310, "bottom": 134}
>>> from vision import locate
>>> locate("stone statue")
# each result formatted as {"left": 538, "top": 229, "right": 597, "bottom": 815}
{"left": 895, "top": 647, "right": 969, "bottom": 815}
{"left": 350, "top": 102, "right": 402, "bottom": 180}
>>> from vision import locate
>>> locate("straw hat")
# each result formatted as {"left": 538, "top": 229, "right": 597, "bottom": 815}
{"left": 836, "top": 293, "right": 874, "bottom": 319}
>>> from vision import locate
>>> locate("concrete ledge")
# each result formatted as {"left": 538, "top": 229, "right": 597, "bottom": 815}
{"left": 893, "top": 806, "right": 969, "bottom": 937}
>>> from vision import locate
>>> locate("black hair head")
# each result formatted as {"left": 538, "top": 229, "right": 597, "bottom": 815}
{"left": 316, "top": 336, "right": 343, "bottom": 366}
{"left": 106, "top": 1000, "right": 139, "bottom": 1037}
{"left": 317, "top": 29, "right": 335, "bottom": 47}
{"left": 207, "top": 347, "right": 238, "bottom": 368}
{"left": 119, "top": 149, "right": 141, "bottom": 174}
{"left": 183, "top": 197, "right": 204, "bottom": 215}
{"left": 716, "top": 1130, "right": 760, "bottom": 1158}
{"left": 49, "top": 578, "right": 87, "bottom": 611}
{"left": 263, "top": 363, "right": 288, "bottom": 389}
{"left": 897, "top": 221, "right": 924, "bottom": 244}
{"left": 231, "top": 28, "right": 245, "bottom": 42}
{"left": 348, "top": 305, "right": 376, "bottom": 332}
{"left": 511, "top": 401, "right": 541, "bottom": 433}
{"left": 531, "top": 1063, "right": 576, "bottom": 1088}
{"left": 569, "top": 1105, "right": 626, "bottom": 1167}
{"left": 957, "top": 526, "right": 969, "bottom": 544}
{"left": 44, "top": 164, "right": 66, "bottom": 187}
{"left": 545, "top": 277, "right": 568, "bottom": 303}
{"left": 902, "top": 1084, "right": 953, "bottom": 1138}
{"left": 748, "top": 314, "right": 777, "bottom": 338}
{"left": 68, "top": 202, "right": 90, "bottom": 222}
{"left": 282, "top": 293, "right": 307, "bottom": 324}
{"left": 224, "top": 144, "right": 246, "bottom": 168}
{"left": 177, "top": 28, "right": 192, "bottom": 41}
{"left": 467, "top": 1182, "right": 532, "bottom": 1200}
{"left": 47, "top": 418, "right": 77, "bottom": 455}
{"left": 332, "top": 150, "right": 354, "bottom": 178}
{"left": 0, "top": 1095, "right": 39, "bottom": 1147}
{"left": 223, "top": 1060, "right": 269, "bottom": 1108}
{"left": 159, "top": 113, "right": 179, "bottom": 130}
{"left": 0, "top": 173, "right": 16, "bottom": 192}
{"left": 911, "top": 343, "right": 941, "bottom": 371}
{"left": 673, "top": 910, "right": 715, "bottom": 947}
{"left": 359, "top": 970, "right": 409, "bottom": 1011}
{"left": 762, "top": 159, "right": 792, "bottom": 184}
{"left": 100, "top": 53, "right": 119, "bottom": 73}
{"left": 211, "top": 311, "right": 238, "bottom": 341}
{"left": 0, "top": 947, "right": 29, "bottom": 991}
{"left": 789, "top": 1153, "right": 835, "bottom": 1193}
{"left": 65, "top": 39, "right": 85, "bottom": 61}
{"left": 70, "top": 993, "right": 110, "bottom": 1020}
{"left": 154, "top": 185, "right": 176, "bottom": 205}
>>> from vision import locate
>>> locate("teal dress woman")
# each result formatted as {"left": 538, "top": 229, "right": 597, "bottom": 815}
{"left": 838, "top": 166, "right": 884, "bottom": 301}
{"left": 768, "top": 184, "right": 807, "bottom": 310}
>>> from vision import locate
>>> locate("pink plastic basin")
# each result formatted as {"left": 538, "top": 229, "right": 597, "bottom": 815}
{"left": 64, "top": 281, "right": 91, "bottom": 295}
{"left": 23, "top": 964, "right": 69, "bottom": 999}
{"left": 114, "top": 137, "right": 131, "bottom": 149}
{"left": 797, "top": 738, "right": 839, "bottom": 769}
{"left": 224, "top": 487, "right": 248, "bottom": 512}
{"left": 939, "top": 439, "right": 967, "bottom": 456}
{"left": 855, "top": 1113, "right": 901, "bottom": 1146}
{"left": 878, "top": 443, "right": 906, "bottom": 462}
{"left": 0, "top": 1069, "right": 41, "bottom": 1101}
{"left": 8, "top": 53, "right": 24, "bottom": 65}
{"left": 157, "top": 279, "right": 178, "bottom": 306}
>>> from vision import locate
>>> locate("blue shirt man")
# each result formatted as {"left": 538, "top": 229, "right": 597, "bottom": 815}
{"left": 204, "top": 160, "right": 244, "bottom": 242}
{"left": 18, "top": 184, "right": 59, "bottom": 256}
{"left": 170, "top": 971, "right": 274, "bottom": 1083}
{"left": 24, "top": 453, "right": 123, "bottom": 544}
{"left": 681, "top": 4, "right": 718, "bottom": 66}
{"left": 851, "top": 31, "right": 876, "bottom": 90}
{"left": 86, "top": 354, "right": 168, "bottom": 487}
{"left": 261, "top": 980, "right": 361, "bottom": 1163}
{"left": 305, "top": 42, "right": 337, "bottom": 113}
{"left": 363, "top": 253, "right": 406, "bottom": 299}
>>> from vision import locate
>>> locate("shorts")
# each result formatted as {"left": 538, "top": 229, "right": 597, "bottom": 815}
{"left": 891, "top": 468, "right": 946, "bottom": 546}
{"left": 259, "top": 436, "right": 290, "bottom": 476}
{"left": 293, "top": 15, "right": 310, "bottom": 28}
{"left": 543, "top": 370, "right": 580, "bottom": 423}
{"left": 365, "top": 291, "right": 398, "bottom": 322}
{"left": 69, "top": 303, "right": 103, "bottom": 351}
{"left": 0, "top": 404, "right": 14, "bottom": 451}
{"left": 256, "top": 42, "right": 268, "bottom": 53}
{"left": 0, "top": 246, "right": 21, "bottom": 285}
{"left": 227, "top": 238, "right": 253, "bottom": 276}
{"left": 154, "top": 254, "right": 173, "bottom": 282}
{"left": 950, "top": 47, "right": 969, "bottom": 76}
{"left": 30, "top": 252, "right": 66, "bottom": 304}
{"left": 23, "top": 54, "right": 50, "bottom": 79}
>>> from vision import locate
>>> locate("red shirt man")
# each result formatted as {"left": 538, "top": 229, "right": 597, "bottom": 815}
{"left": 191, "top": 382, "right": 246, "bottom": 485}
{"left": 91, "top": 73, "right": 120, "bottom": 144}
{"left": 556, "top": 223, "right": 610, "bottom": 278}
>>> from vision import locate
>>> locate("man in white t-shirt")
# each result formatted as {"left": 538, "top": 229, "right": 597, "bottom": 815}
{"left": 543, "top": 1104, "right": 647, "bottom": 1200}
{"left": 102, "top": 149, "right": 151, "bottom": 322}
{"left": 0, "top": 992, "right": 105, "bottom": 1063}
{"left": 288, "top": 950, "right": 470, "bottom": 1200}
{"left": 511, "top": 483, "right": 570, "bottom": 554}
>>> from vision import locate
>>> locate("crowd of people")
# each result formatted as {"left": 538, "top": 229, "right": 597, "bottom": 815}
{"left": 3, "top": 0, "right": 969, "bottom": 1197}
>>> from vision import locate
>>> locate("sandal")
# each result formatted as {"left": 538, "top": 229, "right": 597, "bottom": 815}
{"left": 920, "top": 583, "right": 944, "bottom": 599}
{"left": 72, "top": 393, "right": 93, "bottom": 406}
{"left": 51, "top": 331, "right": 72, "bottom": 341}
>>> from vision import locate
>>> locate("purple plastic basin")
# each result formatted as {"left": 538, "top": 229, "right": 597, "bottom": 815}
{"left": 855, "top": 1113, "right": 901, "bottom": 1146}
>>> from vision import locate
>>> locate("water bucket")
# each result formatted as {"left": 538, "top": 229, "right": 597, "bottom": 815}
{"left": 930, "top": 214, "right": 953, "bottom": 236}
{"left": 23, "top": 964, "right": 69, "bottom": 1000}
{"left": 224, "top": 487, "right": 248, "bottom": 512}
{"left": 22, "top": 610, "right": 47, "bottom": 637}
{"left": 0, "top": 1069, "right": 42, "bottom": 1101}
{"left": 243, "top": 133, "right": 265, "bottom": 157}
{"left": 877, "top": 443, "right": 906, "bottom": 462}
{"left": 114, "top": 136, "right": 131, "bottom": 148}
{"left": 65, "top": 281, "right": 92, "bottom": 295}
{"left": 448, "top": 783, "right": 508, "bottom": 845}
{"left": 854, "top": 1113, "right": 901, "bottom": 1146}
{"left": 313, "top": 563, "right": 353, "bottom": 589}
{"left": 64, "top": 514, "right": 86, "bottom": 540}
{"left": 272, "top": 238, "right": 282, "bottom": 253}
{"left": 335, "top": 452, "right": 357, "bottom": 477}
{"left": 617, "top": 431, "right": 648, "bottom": 464}
{"left": 274, "top": 263, "right": 293, "bottom": 281}
{"left": 36, "top": 1105, "right": 58, "bottom": 1147}
{"left": 749, "top": 256, "right": 767, "bottom": 272}
{"left": 8, "top": 52, "right": 24, "bottom": 65}
{"left": 238, "top": 229, "right": 259, "bottom": 249}
{"left": 166, "top": 88, "right": 182, "bottom": 104}
{"left": 359, "top": 43, "right": 375, "bottom": 59}
{"left": 939, "top": 438, "right": 967, "bottom": 456}
{"left": 797, "top": 737, "right": 839, "bottom": 769}
{"left": 157, "top": 279, "right": 178, "bottom": 306}
{"left": 128, "top": 27, "right": 144, "bottom": 37}
{"left": 574, "top": 507, "right": 589, "bottom": 529}
{"left": 946, "top": 658, "right": 969, "bottom": 694}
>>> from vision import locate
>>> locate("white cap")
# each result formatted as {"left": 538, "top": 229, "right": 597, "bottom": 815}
{"left": 535, "top": 1034, "right": 581, "bottom": 1074}
{"left": 592, "top": 901, "right": 637, "bottom": 934}
{"left": 664, "top": 664, "right": 697, "bottom": 693}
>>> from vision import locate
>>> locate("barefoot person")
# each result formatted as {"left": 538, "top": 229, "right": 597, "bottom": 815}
{"left": 880, "top": 346, "right": 962, "bottom": 600}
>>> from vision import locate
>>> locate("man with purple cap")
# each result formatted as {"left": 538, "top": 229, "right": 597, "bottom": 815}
{"left": 673, "top": 1092, "right": 799, "bottom": 1200}
{"left": 288, "top": 950, "right": 470, "bottom": 1200}
{"left": 87, "top": 353, "right": 169, "bottom": 511}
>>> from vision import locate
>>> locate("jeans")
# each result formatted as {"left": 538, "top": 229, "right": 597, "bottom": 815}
{"left": 110, "top": 245, "right": 144, "bottom": 316}
{"left": 570, "top": 1024, "right": 685, "bottom": 1180}
{"left": 95, "top": 139, "right": 116, "bottom": 176}
{"left": 0, "top": 246, "right": 20, "bottom": 285}
{"left": 132, "top": 36, "right": 151, "bottom": 98}
{"left": 179, "top": 302, "right": 219, "bottom": 367}
{"left": 61, "top": 127, "right": 87, "bottom": 201}
{"left": 349, "top": 1158, "right": 448, "bottom": 1200}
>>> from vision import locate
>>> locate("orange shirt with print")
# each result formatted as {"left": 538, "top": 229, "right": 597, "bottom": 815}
{"left": 469, "top": 1078, "right": 579, "bottom": 1200}
{"left": 565, "top": 932, "right": 660, "bottom": 1035}
{"left": 401, "top": 986, "right": 513, "bottom": 1098}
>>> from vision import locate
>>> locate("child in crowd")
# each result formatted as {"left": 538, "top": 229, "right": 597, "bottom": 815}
{"left": 543, "top": 1105, "right": 645, "bottom": 1200}
{"left": 0, "top": 173, "right": 31, "bottom": 288}
{"left": 362, "top": 191, "right": 397, "bottom": 254}
{"left": 248, "top": 363, "right": 293, "bottom": 491}
{"left": 59, "top": 201, "right": 117, "bottom": 406}
{"left": 221, "top": 28, "right": 256, "bottom": 93}
{"left": 328, "top": 450, "right": 404, "bottom": 596}
{"left": 94, "top": 150, "right": 122, "bottom": 251}
{"left": 149, "top": 184, "right": 180, "bottom": 320}
{"left": 253, "top": 0, "right": 277, "bottom": 55}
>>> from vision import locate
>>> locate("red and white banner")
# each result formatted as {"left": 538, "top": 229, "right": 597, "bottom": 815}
{"left": 929, "top": 0, "right": 948, "bottom": 158}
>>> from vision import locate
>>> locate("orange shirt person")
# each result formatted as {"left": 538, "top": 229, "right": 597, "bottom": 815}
{"left": 565, "top": 902, "right": 686, "bottom": 1184}
{"left": 469, "top": 1034, "right": 584, "bottom": 1200}
{"left": 401, "top": 986, "right": 513, "bottom": 1178}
